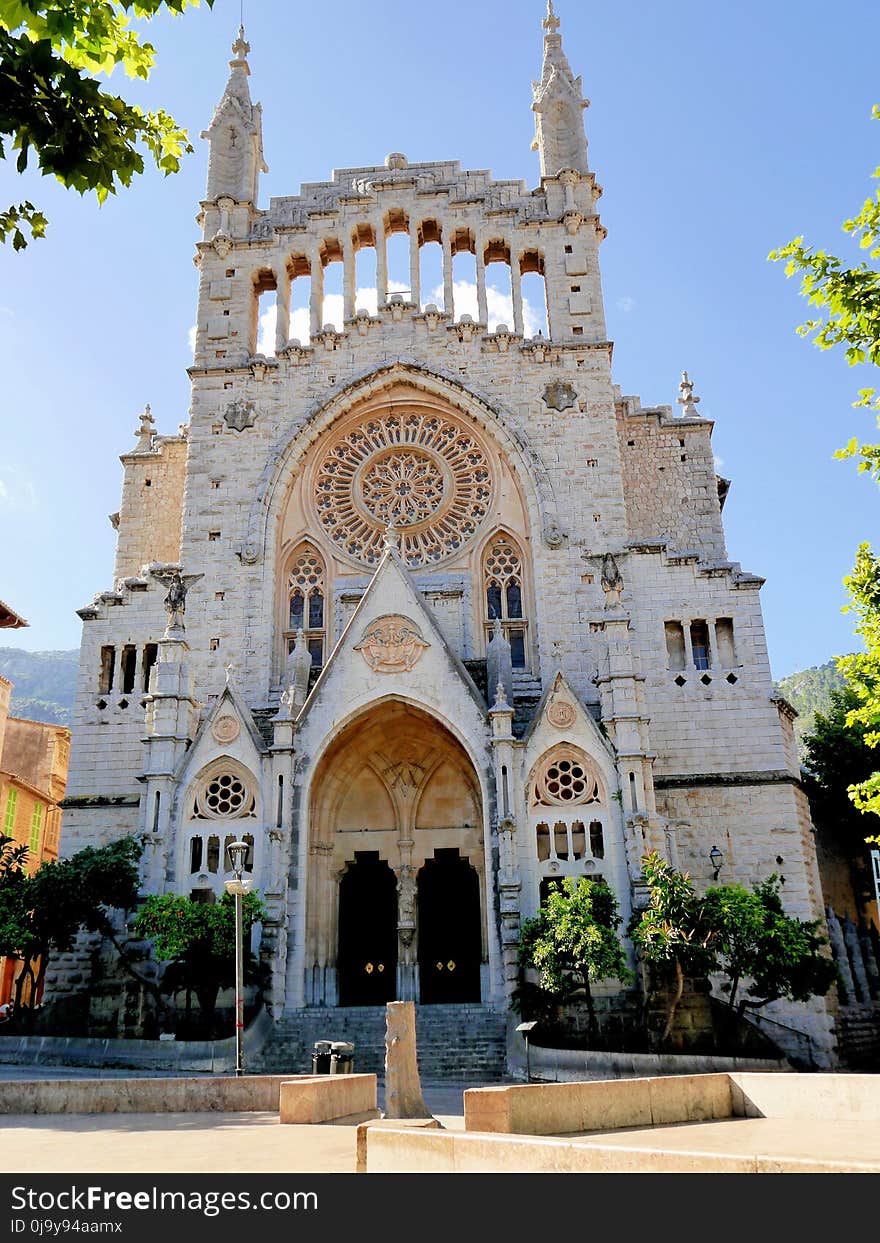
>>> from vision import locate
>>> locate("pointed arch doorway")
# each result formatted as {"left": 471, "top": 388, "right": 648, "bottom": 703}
{"left": 418, "top": 849, "right": 482, "bottom": 1004}
{"left": 305, "top": 701, "right": 488, "bottom": 1007}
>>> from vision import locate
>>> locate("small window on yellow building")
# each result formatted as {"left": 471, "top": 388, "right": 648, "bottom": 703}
{"left": 29, "top": 803, "right": 43, "bottom": 856}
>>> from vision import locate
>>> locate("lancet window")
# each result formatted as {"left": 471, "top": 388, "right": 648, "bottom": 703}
{"left": 286, "top": 543, "right": 326, "bottom": 666}
{"left": 483, "top": 535, "right": 528, "bottom": 669}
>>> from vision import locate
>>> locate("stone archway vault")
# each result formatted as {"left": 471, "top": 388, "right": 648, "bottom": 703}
{"left": 302, "top": 700, "right": 488, "bottom": 1006}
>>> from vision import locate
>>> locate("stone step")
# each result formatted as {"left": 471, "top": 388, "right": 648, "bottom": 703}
{"left": 251, "top": 1004, "right": 508, "bottom": 1078}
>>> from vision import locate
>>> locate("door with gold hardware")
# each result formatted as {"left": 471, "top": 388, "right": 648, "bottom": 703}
{"left": 417, "top": 849, "right": 481, "bottom": 1004}
{"left": 337, "top": 852, "right": 398, "bottom": 1006}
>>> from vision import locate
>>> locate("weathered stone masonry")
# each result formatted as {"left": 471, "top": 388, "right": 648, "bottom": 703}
{"left": 54, "top": 4, "right": 836, "bottom": 1062}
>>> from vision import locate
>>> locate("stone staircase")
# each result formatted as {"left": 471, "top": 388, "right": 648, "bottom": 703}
{"left": 251, "top": 1004, "right": 509, "bottom": 1080}
{"left": 838, "top": 1004, "right": 880, "bottom": 1069}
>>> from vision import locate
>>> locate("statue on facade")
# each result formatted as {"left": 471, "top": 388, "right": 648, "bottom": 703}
{"left": 486, "top": 618, "right": 514, "bottom": 708}
{"left": 151, "top": 568, "right": 204, "bottom": 633}
{"left": 600, "top": 553, "right": 624, "bottom": 610}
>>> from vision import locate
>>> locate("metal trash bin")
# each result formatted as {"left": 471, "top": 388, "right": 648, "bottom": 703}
{"left": 329, "top": 1040, "right": 355, "bottom": 1075}
{"left": 311, "top": 1040, "right": 333, "bottom": 1075}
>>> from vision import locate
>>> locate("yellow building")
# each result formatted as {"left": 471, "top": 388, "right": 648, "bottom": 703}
{"left": 0, "top": 601, "right": 70, "bottom": 1006}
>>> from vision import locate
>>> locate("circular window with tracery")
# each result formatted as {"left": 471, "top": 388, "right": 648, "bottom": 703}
{"left": 533, "top": 751, "right": 601, "bottom": 807}
{"left": 313, "top": 410, "right": 493, "bottom": 567}
{"left": 193, "top": 772, "right": 256, "bottom": 820}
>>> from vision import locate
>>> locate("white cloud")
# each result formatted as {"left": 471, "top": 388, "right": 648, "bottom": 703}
{"left": 188, "top": 324, "right": 197, "bottom": 355}
{"left": 714, "top": 455, "right": 725, "bottom": 471}
{"left": 0, "top": 467, "right": 37, "bottom": 512}
{"left": 0, "top": 307, "right": 14, "bottom": 320}
{"left": 616, "top": 295, "right": 637, "bottom": 314}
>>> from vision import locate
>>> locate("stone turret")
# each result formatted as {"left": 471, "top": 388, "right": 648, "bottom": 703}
{"left": 531, "top": 1, "right": 589, "bottom": 178}
{"left": 201, "top": 26, "right": 267, "bottom": 204}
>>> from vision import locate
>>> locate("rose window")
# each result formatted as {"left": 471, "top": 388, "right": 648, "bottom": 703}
{"left": 313, "top": 410, "right": 493, "bottom": 567}
{"left": 361, "top": 450, "right": 445, "bottom": 526}
{"left": 533, "top": 752, "right": 601, "bottom": 807}
{"left": 193, "top": 772, "right": 256, "bottom": 819}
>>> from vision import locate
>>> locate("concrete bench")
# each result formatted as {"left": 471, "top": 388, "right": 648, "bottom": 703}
{"left": 279, "top": 1073, "right": 379, "bottom": 1124}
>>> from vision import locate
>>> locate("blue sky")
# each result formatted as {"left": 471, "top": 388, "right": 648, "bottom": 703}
{"left": 0, "top": 0, "right": 877, "bottom": 678}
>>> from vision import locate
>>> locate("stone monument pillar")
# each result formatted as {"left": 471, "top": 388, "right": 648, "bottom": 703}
{"left": 384, "top": 1000, "right": 431, "bottom": 1119}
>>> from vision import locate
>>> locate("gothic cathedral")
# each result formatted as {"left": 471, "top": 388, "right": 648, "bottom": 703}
{"left": 57, "top": 5, "right": 835, "bottom": 1064}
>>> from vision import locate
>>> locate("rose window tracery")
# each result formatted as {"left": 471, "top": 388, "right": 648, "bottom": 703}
{"left": 533, "top": 751, "right": 601, "bottom": 807}
{"left": 313, "top": 411, "right": 493, "bottom": 567}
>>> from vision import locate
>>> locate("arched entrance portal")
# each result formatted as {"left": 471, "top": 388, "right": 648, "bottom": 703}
{"left": 305, "top": 701, "right": 487, "bottom": 1006}
{"left": 418, "top": 850, "right": 482, "bottom": 1004}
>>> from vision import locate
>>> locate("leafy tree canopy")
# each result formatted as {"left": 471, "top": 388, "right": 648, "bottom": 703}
{"left": 703, "top": 877, "right": 836, "bottom": 1013}
{"left": 0, "top": 834, "right": 141, "bottom": 1015}
{"left": 518, "top": 876, "right": 632, "bottom": 1035}
{"left": 802, "top": 683, "right": 880, "bottom": 854}
{"left": 0, "top": 0, "right": 213, "bottom": 249}
{"left": 133, "top": 890, "right": 265, "bottom": 1029}
{"left": 770, "top": 106, "right": 880, "bottom": 832}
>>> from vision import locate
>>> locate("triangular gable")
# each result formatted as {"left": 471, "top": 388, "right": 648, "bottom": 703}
{"left": 172, "top": 681, "right": 267, "bottom": 784}
{"left": 521, "top": 669, "right": 616, "bottom": 760}
{"left": 297, "top": 543, "right": 487, "bottom": 729}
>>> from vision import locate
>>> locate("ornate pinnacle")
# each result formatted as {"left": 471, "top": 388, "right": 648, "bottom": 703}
{"left": 231, "top": 24, "right": 250, "bottom": 61}
{"left": 677, "top": 370, "right": 701, "bottom": 416}
{"left": 543, "top": 0, "right": 561, "bottom": 32}
{"left": 134, "top": 402, "right": 155, "bottom": 450}
{"left": 383, "top": 522, "right": 401, "bottom": 553}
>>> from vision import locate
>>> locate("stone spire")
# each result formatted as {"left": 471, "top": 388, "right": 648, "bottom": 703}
{"left": 201, "top": 25, "right": 267, "bottom": 203}
{"left": 531, "top": 1, "right": 589, "bottom": 178}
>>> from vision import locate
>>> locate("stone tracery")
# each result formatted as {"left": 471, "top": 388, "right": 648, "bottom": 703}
{"left": 313, "top": 409, "right": 493, "bottom": 567}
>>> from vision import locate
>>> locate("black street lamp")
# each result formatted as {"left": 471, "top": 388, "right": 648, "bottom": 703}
{"left": 224, "top": 840, "right": 253, "bottom": 1077}
{"left": 709, "top": 845, "right": 724, "bottom": 881}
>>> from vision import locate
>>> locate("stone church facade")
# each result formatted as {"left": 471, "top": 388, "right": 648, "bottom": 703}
{"left": 58, "top": 5, "right": 836, "bottom": 1061}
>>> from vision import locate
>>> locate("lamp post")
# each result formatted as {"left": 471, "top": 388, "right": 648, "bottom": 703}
{"left": 709, "top": 845, "right": 724, "bottom": 882}
{"left": 224, "top": 840, "right": 253, "bottom": 1077}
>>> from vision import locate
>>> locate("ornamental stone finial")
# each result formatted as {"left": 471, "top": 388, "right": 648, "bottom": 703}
{"left": 231, "top": 24, "right": 250, "bottom": 63}
{"left": 677, "top": 370, "right": 701, "bottom": 417}
{"left": 134, "top": 403, "right": 155, "bottom": 451}
{"left": 544, "top": 0, "right": 560, "bottom": 32}
{"left": 224, "top": 660, "right": 236, "bottom": 685}
{"left": 383, "top": 523, "right": 402, "bottom": 554}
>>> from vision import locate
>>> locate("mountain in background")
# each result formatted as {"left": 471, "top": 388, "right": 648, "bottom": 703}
{"left": 776, "top": 659, "right": 847, "bottom": 758}
{"left": 0, "top": 648, "right": 78, "bottom": 727}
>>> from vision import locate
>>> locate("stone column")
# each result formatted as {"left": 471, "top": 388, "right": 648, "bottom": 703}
{"left": 490, "top": 687, "right": 520, "bottom": 999}
{"left": 707, "top": 619, "right": 719, "bottom": 669}
{"left": 475, "top": 238, "right": 488, "bottom": 326}
{"left": 395, "top": 840, "right": 418, "bottom": 1003}
{"left": 843, "top": 915, "right": 870, "bottom": 1003}
{"left": 384, "top": 1001, "right": 431, "bottom": 1119}
{"left": 308, "top": 250, "right": 323, "bottom": 338}
{"left": 442, "top": 231, "right": 454, "bottom": 317}
{"left": 682, "top": 620, "right": 694, "bottom": 670}
{"left": 409, "top": 228, "right": 421, "bottom": 308}
{"left": 826, "top": 907, "right": 855, "bottom": 1003}
{"left": 342, "top": 235, "right": 356, "bottom": 321}
{"left": 375, "top": 219, "right": 388, "bottom": 306}
{"left": 510, "top": 258, "right": 524, "bottom": 336}
{"left": 859, "top": 922, "right": 880, "bottom": 1000}
{"left": 274, "top": 264, "right": 290, "bottom": 353}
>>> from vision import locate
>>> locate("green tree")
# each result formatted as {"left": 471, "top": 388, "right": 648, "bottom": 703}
{"left": 802, "top": 684, "right": 880, "bottom": 869}
{"left": 133, "top": 890, "right": 265, "bottom": 1034}
{"left": 0, "top": 835, "right": 143, "bottom": 1025}
{"left": 770, "top": 109, "right": 880, "bottom": 827}
{"left": 629, "top": 852, "right": 718, "bottom": 1043}
{"left": 704, "top": 878, "right": 837, "bottom": 1015}
{"left": 517, "top": 877, "right": 632, "bottom": 1039}
{"left": 1, "top": 0, "right": 213, "bottom": 249}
